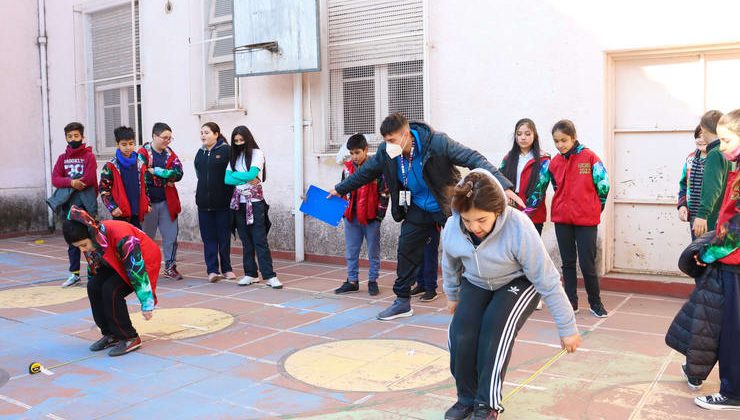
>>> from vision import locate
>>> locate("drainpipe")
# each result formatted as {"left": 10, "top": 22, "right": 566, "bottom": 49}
{"left": 37, "top": 0, "right": 54, "bottom": 231}
{"left": 293, "top": 73, "right": 305, "bottom": 262}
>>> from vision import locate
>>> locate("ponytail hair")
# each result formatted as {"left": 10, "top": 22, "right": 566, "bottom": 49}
{"left": 551, "top": 119, "right": 577, "bottom": 138}
{"left": 501, "top": 118, "right": 542, "bottom": 198}
{"left": 451, "top": 172, "right": 506, "bottom": 215}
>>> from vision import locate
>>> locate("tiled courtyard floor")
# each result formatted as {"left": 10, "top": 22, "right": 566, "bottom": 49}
{"left": 0, "top": 234, "right": 734, "bottom": 419}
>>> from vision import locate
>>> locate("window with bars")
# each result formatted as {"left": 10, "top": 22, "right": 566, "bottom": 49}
{"left": 205, "top": 0, "right": 237, "bottom": 110}
{"left": 327, "top": 0, "right": 424, "bottom": 153}
{"left": 88, "top": 2, "right": 142, "bottom": 153}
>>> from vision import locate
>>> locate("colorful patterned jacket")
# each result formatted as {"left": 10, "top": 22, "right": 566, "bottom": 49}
{"left": 701, "top": 167, "right": 740, "bottom": 265}
{"left": 501, "top": 153, "right": 551, "bottom": 224}
{"left": 68, "top": 206, "right": 160, "bottom": 311}
{"left": 138, "top": 143, "right": 183, "bottom": 221}
{"left": 529, "top": 143, "right": 609, "bottom": 226}
{"left": 99, "top": 155, "right": 149, "bottom": 222}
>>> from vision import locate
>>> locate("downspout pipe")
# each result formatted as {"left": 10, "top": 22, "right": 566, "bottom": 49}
{"left": 37, "top": 0, "right": 54, "bottom": 231}
{"left": 293, "top": 73, "right": 305, "bottom": 262}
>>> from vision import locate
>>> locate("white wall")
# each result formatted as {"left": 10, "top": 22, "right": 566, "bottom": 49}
{"left": 0, "top": 0, "right": 47, "bottom": 233}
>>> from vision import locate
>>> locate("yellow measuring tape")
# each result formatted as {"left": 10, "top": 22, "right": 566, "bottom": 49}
{"left": 501, "top": 348, "right": 567, "bottom": 403}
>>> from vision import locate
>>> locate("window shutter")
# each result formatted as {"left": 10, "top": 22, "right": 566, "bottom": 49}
{"left": 328, "top": 0, "right": 423, "bottom": 69}
{"left": 218, "top": 67, "right": 236, "bottom": 100}
{"left": 90, "top": 3, "right": 140, "bottom": 80}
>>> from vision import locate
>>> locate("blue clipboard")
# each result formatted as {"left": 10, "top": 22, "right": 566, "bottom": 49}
{"left": 300, "top": 185, "right": 349, "bottom": 227}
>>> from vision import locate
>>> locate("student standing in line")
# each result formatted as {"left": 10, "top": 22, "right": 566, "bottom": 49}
{"left": 194, "top": 122, "right": 235, "bottom": 283}
{"left": 529, "top": 120, "right": 610, "bottom": 317}
{"left": 442, "top": 170, "right": 580, "bottom": 420}
{"left": 140, "top": 122, "right": 185, "bottom": 280}
{"left": 225, "top": 125, "right": 283, "bottom": 289}
{"left": 693, "top": 110, "right": 728, "bottom": 238}
{"left": 677, "top": 125, "right": 707, "bottom": 241}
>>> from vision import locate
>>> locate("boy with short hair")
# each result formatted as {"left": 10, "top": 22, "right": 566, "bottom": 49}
{"left": 139, "top": 122, "right": 185, "bottom": 280}
{"left": 335, "top": 134, "right": 389, "bottom": 296}
{"left": 63, "top": 206, "right": 159, "bottom": 357}
{"left": 50, "top": 122, "right": 98, "bottom": 288}
{"left": 99, "top": 126, "right": 149, "bottom": 229}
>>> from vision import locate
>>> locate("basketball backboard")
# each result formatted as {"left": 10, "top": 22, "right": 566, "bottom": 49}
{"left": 233, "top": 0, "right": 320, "bottom": 76}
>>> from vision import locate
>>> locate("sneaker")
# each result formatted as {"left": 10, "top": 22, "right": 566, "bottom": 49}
{"left": 471, "top": 406, "right": 498, "bottom": 420}
{"left": 368, "top": 281, "right": 380, "bottom": 296}
{"left": 265, "top": 277, "right": 283, "bottom": 289}
{"left": 419, "top": 290, "right": 439, "bottom": 302}
{"left": 571, "top": 302, "right": 579, "bottom": 314}
{"left": 223, "top": 271, "right": 237, "bottom": 280}
{"left": 61, "top": 273, "right": 81, "bottom": 288}
{"left": 238, "top": 275, "right": 260, "bottom": 286}
{"left": 410, "top": 284, "right": 425, "bottom": 296}
{"left": 89, "top": 335, "right": 119, "bottom": 352}
{"left": 444, "top": 401, "right": 474, "bottom": 420}
{"left": 377, "top": 298, "right": 413, "bottom": 321}
{"left": 335, "top": 281, "right": 359, "bottom": 294}
{"left": 208, "top": 273, "right": 222, "bottom": 283}
{"left": 590, "top": 303, "right": 609, "bottom": 318}
{"left": 695, "top": 393, "right": 740, "bottom": 410}
{"left": 108, "top": 336, "right": 142, "bottom": 357}
{"left": 163, "top": 265, "right": 184, "bottom": 280}
{"left": 536, "top": 300, "right": 543, "bottom": 310}
{"left": 682, "top": 364, "right": 704, "bottom": 391}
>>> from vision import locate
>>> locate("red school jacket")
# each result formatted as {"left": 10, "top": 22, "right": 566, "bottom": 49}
{"left": 103, "top": 161, "right": 150, "bottom": 222}
{"left": 548, "top": 144, "right": 610, "bottom": 226}
{"left": 511, "top": 155, "right": 550, "bottom": 224}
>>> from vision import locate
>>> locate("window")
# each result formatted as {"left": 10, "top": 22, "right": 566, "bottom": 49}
{"left": 88, "top": 3, "right": 141, "bottom": 152}
{"left": 204, "top": 0, "right": 237, "bottom": 110}
{"left": 327, "top": 0, "right": 424, "bottom": 153}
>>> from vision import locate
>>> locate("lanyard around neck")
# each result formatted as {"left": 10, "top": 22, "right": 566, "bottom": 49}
{"left": 399, "top": 139, "right": 415, "bottom": 188}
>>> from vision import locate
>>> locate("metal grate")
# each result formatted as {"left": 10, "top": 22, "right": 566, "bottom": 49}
{"left": 327, "top": 0, "right": 424, "bottom": 153}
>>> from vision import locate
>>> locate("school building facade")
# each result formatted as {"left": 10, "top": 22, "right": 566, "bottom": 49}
{"left": 2, "top": 0, "right": 740, "bottom": 289}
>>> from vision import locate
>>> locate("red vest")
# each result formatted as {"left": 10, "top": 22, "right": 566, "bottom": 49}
{"left": 138, "top": 146, "right": 182, "bottom": 221}
{"left": 105, "top": 161, "right": 149, "bottom": 222}
{"left": 549, "top": 148, "right": 603, "bottom": 226}
{"left": 100, "top": 220, "right": 161, "bottom": 304}
{"left": 343, "top": 161, "right": 379, "bottom": 225}
{"left": 516, "top": 155, "right": 550, "bottom": 224}
{"left": 717, "top": 170, "right": 740, "bottom": 265}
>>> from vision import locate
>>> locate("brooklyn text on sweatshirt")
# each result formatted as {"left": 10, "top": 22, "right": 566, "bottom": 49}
{"left": 52, "top": 144, "right": 98, "bottom": 191}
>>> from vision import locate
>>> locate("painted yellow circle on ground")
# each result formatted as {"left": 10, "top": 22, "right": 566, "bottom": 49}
{"left": 131, "top": 307, "right": 234, "bottom": 340}
{"left": 0, "top": 285, "right": 86, "bottom": 308}
{"left": 283, "top": 339, "right": 450, "bottom": 392}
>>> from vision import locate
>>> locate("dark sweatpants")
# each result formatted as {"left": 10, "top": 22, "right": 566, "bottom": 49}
{"left": 415, "top": 225, "right": 440, "bottom": 292}
{"left": 448, "top": 276, "right": 540, "bottom": 412}
{"left": 234, "top": 201, "right": 276, "bottom": 280}
{"left": 87, "top": 265, "right": 138, "bottom": 340}
{"left": 198, "top": 208, "right": 232, "bottom": 275}
{"left": 394, "top": 205, "right": 446, "bottom": 298}
{"left": 719, "top": 266, "right": 740, "bottom": 399}
{"left": 554, "top": 223, "right": 603, "bottom": 308}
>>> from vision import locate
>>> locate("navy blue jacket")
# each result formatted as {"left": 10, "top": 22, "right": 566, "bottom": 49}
{"left": 194, "top": 140, "right": 234, "bottom": 210}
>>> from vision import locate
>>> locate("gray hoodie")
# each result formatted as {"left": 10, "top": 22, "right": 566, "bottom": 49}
{"left": 441, "top": 169, "right": 577, "bottom": 337}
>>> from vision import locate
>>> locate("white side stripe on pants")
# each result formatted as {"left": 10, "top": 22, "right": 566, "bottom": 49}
{"left": 490, "top": 284, "right": 537, "bottom": 411}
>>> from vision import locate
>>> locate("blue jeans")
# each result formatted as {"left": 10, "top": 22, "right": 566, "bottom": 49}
{"left": 198, "top": 208, "right": 232, "bottom": 275}
{"left": 415, "top": 225, "right": 440, "bottom": 291}
{"left": 719, "top": 266, "right": 740, "bottom": 399}
{"left": 344, "top": 218, "right": 381, "bottom": 282}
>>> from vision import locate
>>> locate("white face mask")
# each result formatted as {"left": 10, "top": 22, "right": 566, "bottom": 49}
{"left": 386, "top": 142, "right": 403, "bottom": 159}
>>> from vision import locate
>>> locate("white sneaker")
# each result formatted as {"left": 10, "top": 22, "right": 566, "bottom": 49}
{"left": 536, "top": 300, "right": 543, "bottom": 310}
{"left": 265, "top": 277, "right": 283, "bottom": 289}
{"left": 61, "top": 274, "right": 81, "bottom": 288}
{"left": 238, "top": 275, "right": 260, "bottom": 286}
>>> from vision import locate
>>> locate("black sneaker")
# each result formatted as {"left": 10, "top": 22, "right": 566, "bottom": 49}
{"left": 335, "top": 281, "right": 359, "bottom": 294}
{"left": 89, "top": 335, "right": 119, "bottom": 352}
{"left": 108, "top": 336, "right": 142, "bottom": 357}
{"left": 695, "top": 393, "right": 740, "bottom": 410}
{"left": 470, "top": 405, "right": 498, "bottom": 419}
{"left": 368, "top": 281, "right": 380, "bottom": 296}
{"left": 410, "top": 284, "right": 425, "bottom": 296}
{"left": 444, "top": 401, "right": 474, "bottom": 420}
{"left": 682, "top": 364, "right": 703, "bottom": 391}
{"left": 590, "top": 303, "right": 608, "bottom": 318}
{"left": 419, "top": 290, "right": 439, "bottom": 302}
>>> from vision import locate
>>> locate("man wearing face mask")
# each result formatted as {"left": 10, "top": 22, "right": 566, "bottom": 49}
{"left": 329, "top": 113, "right": 523, "bottom": 320}
{"left": 50, "top": 122, "right": 99, "bottom": 287}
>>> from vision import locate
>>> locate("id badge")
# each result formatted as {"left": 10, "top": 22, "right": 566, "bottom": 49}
{"left": 399, "top": 190, "right": 411, "bottom": 207}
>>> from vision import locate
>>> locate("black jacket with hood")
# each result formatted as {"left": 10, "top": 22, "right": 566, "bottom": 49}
{"left": 334, "top": 122, "right": 513, "bottom": 222}
{"left": 194, "top": 139, "right": 234, "bottom": 210}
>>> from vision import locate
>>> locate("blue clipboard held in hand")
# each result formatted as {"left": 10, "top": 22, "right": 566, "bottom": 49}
{"left": 299, "top": 185, "right": 349, "bottom": 227}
